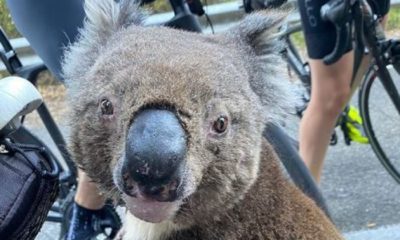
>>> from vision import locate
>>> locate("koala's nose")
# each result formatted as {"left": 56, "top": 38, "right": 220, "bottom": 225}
{"left": 125, "top": 109, "right": 187, "bottom": 187}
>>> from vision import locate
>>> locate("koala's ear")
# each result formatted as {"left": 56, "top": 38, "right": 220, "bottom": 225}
{"left": 223, "top": 10, "right": 297, "bottom": 123}
{"left": 226, "top": 10, "right": 287, "bottom": 55}
{"left": 62, "top": 0, "right": 144, "bottom": 86}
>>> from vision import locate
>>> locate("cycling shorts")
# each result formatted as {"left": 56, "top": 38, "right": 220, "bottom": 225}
{"left": 298, "top": 0, "right": 391, "bottom": 59}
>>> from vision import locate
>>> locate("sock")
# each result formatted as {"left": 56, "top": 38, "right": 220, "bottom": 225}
{"left": 64, "top": 202, "right": 103, "bottom": 240}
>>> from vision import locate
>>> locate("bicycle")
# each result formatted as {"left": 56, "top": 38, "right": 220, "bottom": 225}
{"left": 273, "top": 0, "right": 400, "bottom": 182}
{"left": 0, "top": 32, "right": 123, "bottom": 240}
{"left": 0, "top": 0, "right": 331, "bottom": 239}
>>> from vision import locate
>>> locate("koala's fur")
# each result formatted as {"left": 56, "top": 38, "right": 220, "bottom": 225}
{"left": 62, "top": 0, "right": 343, "bottom": 239}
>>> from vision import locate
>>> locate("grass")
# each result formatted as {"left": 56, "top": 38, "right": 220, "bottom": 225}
{"left": 387, "top": 6, "right": 400, "bottom": 31}
{"left": 147, "top": 0, "right": 232, "bottom": 13}
{"left": 0, "top": 71, "right": 7, "bottom": 79}
{"left": 290, "top": 32, "right": 306, "bottom": 50}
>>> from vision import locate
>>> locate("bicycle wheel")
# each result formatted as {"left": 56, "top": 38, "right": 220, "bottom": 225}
{"left": 359, "top": 64, "right": 400, "bottom": 183}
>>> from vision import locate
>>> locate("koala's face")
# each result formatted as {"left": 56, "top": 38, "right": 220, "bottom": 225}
{"left": 64, "top": 0, "right": 288, "bottom": 227}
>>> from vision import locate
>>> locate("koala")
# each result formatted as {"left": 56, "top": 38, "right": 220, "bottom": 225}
{"left": 62, "top": 0, "right": 343, "bottom": 239}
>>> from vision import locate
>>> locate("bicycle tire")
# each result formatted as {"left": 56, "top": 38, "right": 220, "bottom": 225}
{"left": 359, "top": 64, "right": 400, "bottom": 183}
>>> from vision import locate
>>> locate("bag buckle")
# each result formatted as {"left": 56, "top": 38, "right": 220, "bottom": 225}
{"left": 0, "top": 144, "right": 9, "bottom": 154}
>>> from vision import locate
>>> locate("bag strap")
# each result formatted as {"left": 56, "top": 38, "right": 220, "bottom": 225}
{"left": 0, "top": 138, "right": 59, "bottom": 179}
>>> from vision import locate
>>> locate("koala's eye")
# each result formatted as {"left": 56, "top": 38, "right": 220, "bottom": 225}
{"left": 212, "top": 116, "right": 228, "bottom": 134}
{"left": 100, "top": 98, "right": 114, "bottom": 115}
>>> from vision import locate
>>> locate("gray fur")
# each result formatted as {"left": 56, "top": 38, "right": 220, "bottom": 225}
{"left": 224, "top": 10, "right": 297, "bottom": 123}
{"left": 62, "top": 0, "right": 144, "bottom": 91}
{"left": 62, "top": 0, "right": 341, "bottom": 239}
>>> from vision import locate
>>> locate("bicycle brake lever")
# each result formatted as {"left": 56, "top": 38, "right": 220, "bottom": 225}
{"left": 320, "top": 0, "right": 351, "bottom": 65}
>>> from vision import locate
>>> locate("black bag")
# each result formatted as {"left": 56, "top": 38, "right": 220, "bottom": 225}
{"left": 0, "top": 139, "right": 59, "bottom": 240}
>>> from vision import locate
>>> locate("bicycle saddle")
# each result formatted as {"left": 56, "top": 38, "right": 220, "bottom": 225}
{"left": 0, "top": 76, "right": 42, "bottom": 131}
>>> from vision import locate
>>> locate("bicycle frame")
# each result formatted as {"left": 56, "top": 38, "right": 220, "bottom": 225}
{"left": 359, "top": 0, "right": 400, "bottom": 114}
{"left": 279, "top": 0, "right": 400, "bottom": 123}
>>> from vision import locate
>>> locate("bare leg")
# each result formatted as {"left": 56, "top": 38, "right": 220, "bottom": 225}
{"left": 299, "top": 12, "right": 389, "bottom": 183}
{"left": 381, "top": 15, "right": 388, "bottom": 29}
{"left": 74, "top": 169, "right": 106, "bottom": 209}
{"left": 299, "top": 51, "right": 353, "bottom": 183}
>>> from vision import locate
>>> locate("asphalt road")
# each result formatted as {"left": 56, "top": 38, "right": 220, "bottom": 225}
{"left": 321, "top": 66, "right": 400, "bottom": 233}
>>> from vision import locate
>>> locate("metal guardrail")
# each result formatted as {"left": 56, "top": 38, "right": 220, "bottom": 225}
{"left": 1, "top": 0, "right": 400, "bottom": 71}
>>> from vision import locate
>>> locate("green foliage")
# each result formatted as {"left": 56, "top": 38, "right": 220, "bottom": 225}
{"left": 290, "top": 31, "right": 306, "bottom": 50}
{"left": 147, "top": 0, "right": 231, "bottom": 13}
{"left": 146, "top": 1, "right": 172, "bottom": 13}
{"left": 0, "top": 0, "right": 20, "bottom": 38}
{"left": 0, "top": 71, "right": 8, "bottom": 78}
{"left": 387, "top": 6, "right": 400, "bottom": 31}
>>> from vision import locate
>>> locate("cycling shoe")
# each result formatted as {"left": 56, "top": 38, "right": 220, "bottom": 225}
{"left": 345, "top": 105, "right": 369, "bottom": 144}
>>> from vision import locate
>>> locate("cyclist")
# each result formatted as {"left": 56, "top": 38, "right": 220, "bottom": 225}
{"left": 244, "top": 0, "right": 390, "bottom": 183}
{"left": 297, "top": 0, "right": 390, "bottom": 183}
{"left": 5, "top": 1, "right": 107, "bottom": 239}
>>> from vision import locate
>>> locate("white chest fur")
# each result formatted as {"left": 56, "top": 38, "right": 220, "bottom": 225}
{"left": 122, "top": 213, "right": 178, "bottom": 240}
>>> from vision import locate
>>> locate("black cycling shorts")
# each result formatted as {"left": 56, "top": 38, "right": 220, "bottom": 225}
{"left": 298, "top": 0, "right": 391, "bottom": 59}
{"left": 369, "top": 0, "right": 390, "bottom": 17}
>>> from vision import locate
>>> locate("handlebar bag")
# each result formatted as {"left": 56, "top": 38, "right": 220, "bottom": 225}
{"left": 0, "top": 139, "right": 59, "bottom": 240}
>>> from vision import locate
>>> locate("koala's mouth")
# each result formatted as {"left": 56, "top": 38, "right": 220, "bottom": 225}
{"left": 117, "top": 172, "right": 190, "bottom": 223}
{"left": 123, "top": 193, "right": 183, "bottom": 223}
